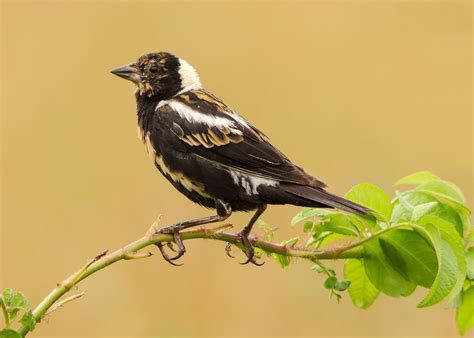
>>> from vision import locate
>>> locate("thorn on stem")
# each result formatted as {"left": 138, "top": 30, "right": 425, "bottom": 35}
{"left": 94, "top": 250, "right": 109, "bottom": 261}
{"left": 147, "top": 214, "right": 163, "bottom": 237}
{"left": 43, "top": 292, "right": 85, "bottom": 319}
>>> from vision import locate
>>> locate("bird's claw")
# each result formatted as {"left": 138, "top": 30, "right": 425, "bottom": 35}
{"left": 155, "top": 226, "right": 186, "bottom": 266}
{"left": 236, "top": 231, "right": 265, "bottom": 266}
{"left": 156, "top": 243, "right": 183, "bottom": 266}
{"left": 224, "top": 243, "right": 235, "bottom": 258}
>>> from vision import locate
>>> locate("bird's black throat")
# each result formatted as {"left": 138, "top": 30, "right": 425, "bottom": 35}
{"left": 136, "top": 94, "right": 162, "bottom": 132}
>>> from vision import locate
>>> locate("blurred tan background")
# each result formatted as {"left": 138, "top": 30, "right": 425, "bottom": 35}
{"left": 1, "top": 1, "right": 472, "bottom": 337}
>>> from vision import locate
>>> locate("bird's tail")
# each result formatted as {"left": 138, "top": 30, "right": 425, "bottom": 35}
{"left": 281, "top": 184, "right": 371, "bottom": 215}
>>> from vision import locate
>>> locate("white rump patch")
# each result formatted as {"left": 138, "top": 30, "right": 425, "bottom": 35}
{"left": 229, "top": 171, "right": 279, "bottom": 195}
{"left": 178, "top": 58, "right": 202, "bottom": 93}
{"left": 164, "top": 101, "right": 242, "bottom": 133}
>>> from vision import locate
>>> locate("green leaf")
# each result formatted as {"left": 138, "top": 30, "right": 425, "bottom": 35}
{"left": 394, "top": 171, "right": 439, "bottom": 186}
{"left": 379, "top": 229, "right": 438, "bottom": 287}
{"left": 258, "top": 220, "right": 275, "bottom": 241}
{"left": 9, "top": 293, "right": 28, "bottom": 309}
{"left": 456, "top": 286, "right": 474, "bottom": 335}
{"left": 317, "top": 233, "right": 350, "bottom": 249}
{"left": 315, "top": 213, "right": 360, "bottom": 237}
{"left": 364, "top": 239, "right": 416, "bottom": 297}
{"left": 8, "top": 292, "right": 29, "bottom": 321}
{"left": 411, "top": 201, "right": 438, "bottom": 221}
{"left": 303, "top": 221, "right": 314, "bottom": 233}
{"left": 290, "top": 208, "right": 334, "bottom": 226}
{"left": 391, "top": 192, "right": 464, "bottom": 235}
{"left": 311, "top": 263, "right": 335, "bottom": 277}
{"left": 334, "top": 279, "right": 351, "bottom": 291}
{"left": 345, "top": 183, "right": 392, "bottom": 220}
{"left": 1, "top": 290, "right": 13, "bottom": 306}
{"left": 448, "top": 290, "right": 463, "bottom": 309}
{"left": 417, "top": 179, "right": 465, "bottom": 203}
{"left": 282, "top": 237, "right": 299, "bottom": 248}
{"left": 324, "top": 276, "right": 337, "bottom": 289}
{"left": 344, "top": 259, "right": 380, "bottom": 309}
{"left": 258, "top": 219, "right": 271, "bottom": 231}
{"left": 19, "top": 310, "right": 35, "bottom": 332}
{"left": 416, "top": 180, "right": 470, "bottom": 217}
{"left": 466, "top": 248, "right": 474, "bottom": 280}
{"left": 415, "top": 215, "right": 466, "bottom": 307}
{"left": 272, "top": 253, "right": 291, "bottom": 269}
{"left": 0, "top": 329, "right": 22, "bottom": 338}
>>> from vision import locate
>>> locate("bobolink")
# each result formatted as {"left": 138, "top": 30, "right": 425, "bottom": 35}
{"left": 111, "top": 52, "right": 370, "bottom": 265}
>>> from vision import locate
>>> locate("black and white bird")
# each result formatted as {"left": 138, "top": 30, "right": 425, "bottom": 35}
{"left": 111, "top": 52, "right": 370, "bottom": 265}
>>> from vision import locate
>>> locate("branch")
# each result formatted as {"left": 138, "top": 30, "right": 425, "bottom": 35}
{"left": 16, "top": 220, "right": 366, "bottom": 337}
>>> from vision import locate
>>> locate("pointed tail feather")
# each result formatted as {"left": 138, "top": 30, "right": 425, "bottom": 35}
{"left": 282, "top": 184, "right": 371, "bottom": 215}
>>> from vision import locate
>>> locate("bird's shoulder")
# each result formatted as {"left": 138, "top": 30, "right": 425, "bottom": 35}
{"left": 154, "top": 88, "right": 270, "bottom": 147}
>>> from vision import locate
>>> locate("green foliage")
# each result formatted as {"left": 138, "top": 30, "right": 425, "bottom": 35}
{"left": 345, "top": 183, "right": 392, "bottom": 221}
{"left": 344, "top": 259, "right": 379, "bottom": 309}
{"left": 271, "top": 237, "right": 300, "bottom": 268}
{"left": 311, "top": 262, "right": 349, "bottom": 302}
{"left": 364, "top": 238, "right": 416, "bottom": 297}
{"left": 0, "top": 289, "right": 35, "bottom": 336}
{"left": 289, "top": 171, "right": 472, "bottom": 335}
{"left": 414, "top": 216, "right": 466, "bottom": 307}
{"left": 379, "top": 229, "right": 437, "bottom": 287}
{"left": 0, "top": 329, "right": 21, "bottom": 338}
{"left": 393, "top": 171, "right": 439, "bottom": 186}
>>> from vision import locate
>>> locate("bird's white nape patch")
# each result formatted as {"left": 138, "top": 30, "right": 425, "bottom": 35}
{"left": 178, "top": 58, "right": 202, "bottom": 93}
{"left": 228, "top": 171, "right": 279, "bottom": 196}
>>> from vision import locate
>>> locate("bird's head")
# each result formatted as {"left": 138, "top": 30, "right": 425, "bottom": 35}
{"left": 111, "top": 52, "right": 201, "bottom": 99}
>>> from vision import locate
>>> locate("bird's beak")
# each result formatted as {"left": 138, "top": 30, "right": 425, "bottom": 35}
{"left": 110, "top": 63, "right": 141, "bottom": 83}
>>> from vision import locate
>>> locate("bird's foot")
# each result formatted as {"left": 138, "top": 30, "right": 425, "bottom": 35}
{"left": 232, "top": 231, "right": 265, "bottom": 266}
{"left": 155, "top": 225, "right": 186, "bottom": 266}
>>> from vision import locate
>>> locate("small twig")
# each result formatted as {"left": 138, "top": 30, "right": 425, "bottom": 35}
{"left": 43, "top": 292, "right": 85, "bottom": 319}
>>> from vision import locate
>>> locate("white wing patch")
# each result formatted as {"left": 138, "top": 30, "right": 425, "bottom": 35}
{"left": 228, "top": 170, "right": 279, "bottom": 195}
{"left": 161, "top": 101, "right": 243, "bottom": 133}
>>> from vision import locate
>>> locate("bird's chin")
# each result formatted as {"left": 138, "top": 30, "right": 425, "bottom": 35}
{"left": 135, "top": 82, "right": 156, "bottom": 97}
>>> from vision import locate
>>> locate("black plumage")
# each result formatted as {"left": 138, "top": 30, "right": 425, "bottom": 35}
{"left": 112, "top": 52, "right": 371, "bottom": 265}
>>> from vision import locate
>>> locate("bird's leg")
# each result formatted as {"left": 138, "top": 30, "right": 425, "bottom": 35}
{"left": 155, "top": 200, "right": 231, "bottom": 265}
{"left": 235, "top": 204, "right": 267, "bottom": 266}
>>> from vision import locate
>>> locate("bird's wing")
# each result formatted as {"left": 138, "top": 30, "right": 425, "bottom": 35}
{"left": 155, "top": 89, "right": 326, "bottom": 187}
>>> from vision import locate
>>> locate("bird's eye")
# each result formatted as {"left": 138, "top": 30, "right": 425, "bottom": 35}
{"left": 149, "top": 67, "right": 158, "bottom": 74}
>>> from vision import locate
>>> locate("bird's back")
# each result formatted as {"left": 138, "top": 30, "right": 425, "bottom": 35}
{"left": 137, "top": 88, "right": 368, "bottom": 215}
